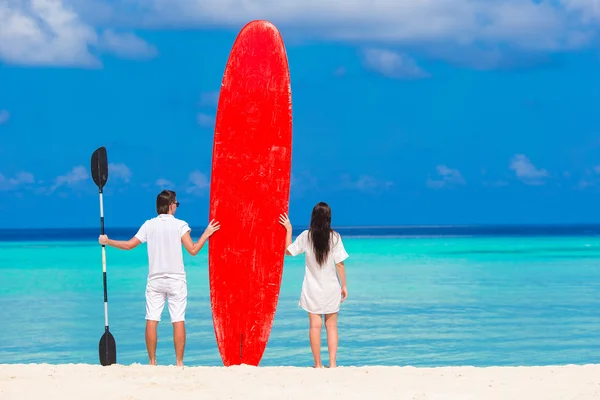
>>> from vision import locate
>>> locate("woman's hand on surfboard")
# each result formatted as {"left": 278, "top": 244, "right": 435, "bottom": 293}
{"left": 341, "top": 286, "right": 348, "bottom": 302}
{"left": 203, "top": 219, "right": 220, "bottom": 237}
{"left": 278, "top": 213, "right": 292, "bottom": 231}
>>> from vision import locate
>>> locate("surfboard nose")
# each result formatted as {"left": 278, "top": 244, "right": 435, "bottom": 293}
{"left": 241, "top": 20, "right": 281, "bottom": 36}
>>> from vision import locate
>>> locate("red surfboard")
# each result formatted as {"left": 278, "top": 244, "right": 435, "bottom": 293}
{"left": 208, "top": 20, "right": 292, "bottom": 367}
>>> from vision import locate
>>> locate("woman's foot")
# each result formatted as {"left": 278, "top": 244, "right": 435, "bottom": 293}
{"left": 149, "top": 359, "right": 157, "bottom": 366}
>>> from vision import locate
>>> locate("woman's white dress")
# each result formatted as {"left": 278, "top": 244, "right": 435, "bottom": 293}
{"left": 287, "top": 230, "right": 349, "bottom": 314}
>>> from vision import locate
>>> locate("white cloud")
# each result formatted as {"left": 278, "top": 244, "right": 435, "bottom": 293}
{"left": 355, "top": 175, "right": 393, "bottom": 191}
{"left": 0, "top": 110, "right": 10, "bottom": 125}
{"left": 4, "top": 1, "right": 600, "bottom": 68}
{"left": 156, "top": 178, "right": 174, "bottom": 188}
{"left": 0, "top": 171, "right": 35, "bottom": 190}
{"left": 0, "top": 0, "right": 99, "bottom": 67}
{"left": 576, "top": 165, "right": 600, "bottom": 189}
{"left": 186, "top": 170, "right": 209, "bottom": 195}
{"left": 291, "top": 172, "right": 315, "bottom": 188}
{"left": 482, "top": 180, "right": 509, "bottom": 187}
{"left": 509, "top": 154, "right": 548, "bottom": 185}
{"left": 562, "top": 0, "right": 600, "bottom": 22}
{"left": 88, "top": 1, "right": 598, "bottom": 66}
{"left": 199, "top": 91, "right": 220, "bottom": 107}
{"left": 427, "top": 165, "right": 466, "bottom": 189}
{"left": 98, "top": 29, "right": 158, "bottom": 60}
{"left": 197, "top": 113, "right": 215, "bottom": 127}
{"left": 108, "top": 162, "right": 132, "bottom": 182}
{"left": 290, "top": 171, "right": 317, "bottom": 197}
{"left": 341, "top": 174, "right": 393, "bottom": 193}
{"left": 333, "top": 67, "right": 346, "bottom": 77}
{"left": 0, "top": 0, "right": 156, "bottom": 67}
{"left": 362, "top": 49, "right": 428, "bottom": 79}
{"left": 50, "top": 165, "right": 88, "bottom": 191}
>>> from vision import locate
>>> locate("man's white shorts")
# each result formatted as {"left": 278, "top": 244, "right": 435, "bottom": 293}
{"left": 145, "top": 278, "right": 187, "bottom": 323}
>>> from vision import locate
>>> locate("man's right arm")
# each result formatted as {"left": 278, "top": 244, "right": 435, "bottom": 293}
{"left": 99, "top": 235, "right": 141, "bottom": 250}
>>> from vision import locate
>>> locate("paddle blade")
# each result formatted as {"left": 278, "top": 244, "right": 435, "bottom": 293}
{"left": 91, "top": 147, "right": 108, "bottom": 190}
{"left": 99, "top": 331, "right": 116, "bottom": 366}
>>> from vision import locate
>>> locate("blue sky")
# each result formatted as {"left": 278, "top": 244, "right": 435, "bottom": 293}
{"left": 1, "top": 1, "right": 600, "bottom": 228}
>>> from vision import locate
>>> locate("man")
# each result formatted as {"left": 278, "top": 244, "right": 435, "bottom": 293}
{"left": 98, "top": 189, "right": 219, "bottom": 367}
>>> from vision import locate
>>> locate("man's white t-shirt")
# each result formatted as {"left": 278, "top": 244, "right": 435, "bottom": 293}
{"left": 134, "top": 214, "right": 191, "bottom": 282}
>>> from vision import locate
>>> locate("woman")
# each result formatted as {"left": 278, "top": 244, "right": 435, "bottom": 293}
{"left": 279, "top": 202, "right": 348, "bottom": 368}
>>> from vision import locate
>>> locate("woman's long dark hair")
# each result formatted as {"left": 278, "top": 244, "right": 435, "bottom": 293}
{"left": 308, "top": 202, "right": 334, "bottom": 265}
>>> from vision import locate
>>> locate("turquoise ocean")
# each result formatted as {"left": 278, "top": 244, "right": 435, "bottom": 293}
{"left": 1, "top": 225, "right": 599, "bottom": 367}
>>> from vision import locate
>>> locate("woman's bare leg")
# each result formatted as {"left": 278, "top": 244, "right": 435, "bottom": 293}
{"left": 308, "top": 313, "right": 323, "bottom": 368}
{"left": 324, "top": 313, "right": 338, "bottom": 368}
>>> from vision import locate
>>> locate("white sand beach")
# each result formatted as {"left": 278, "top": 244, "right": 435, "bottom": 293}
{"left": 1, "top": 363, "right": 599, "bottom": 400}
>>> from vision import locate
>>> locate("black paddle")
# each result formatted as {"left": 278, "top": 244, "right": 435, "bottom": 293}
{"left": 91, "top": 146, "right": 117, "bottom": 366}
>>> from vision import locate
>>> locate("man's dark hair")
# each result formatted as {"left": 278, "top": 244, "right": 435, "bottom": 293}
{"left": 156, "top": 190, "right": 177, "bottom": 214}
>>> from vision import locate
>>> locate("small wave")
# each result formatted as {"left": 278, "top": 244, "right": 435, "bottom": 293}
{"left": 343, "top": 235, "right": 473, "bottom": 239}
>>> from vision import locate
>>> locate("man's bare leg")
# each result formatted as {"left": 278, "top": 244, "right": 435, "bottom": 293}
{"left": 145, "top": 320, "right": 159, "bottom": 365}
{"left": 173, "top": 321, "right": 186, "bottom": 367}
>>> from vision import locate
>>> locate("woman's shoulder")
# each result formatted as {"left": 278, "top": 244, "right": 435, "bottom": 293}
{"left": 331, "top": 230, "right": 343, "bottom": 242}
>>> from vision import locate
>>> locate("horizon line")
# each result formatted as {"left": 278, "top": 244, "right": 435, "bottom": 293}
{"left": 2, "top": 222, "right": 600, "bottom": 231}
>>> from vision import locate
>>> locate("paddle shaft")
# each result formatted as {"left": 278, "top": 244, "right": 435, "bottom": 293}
{"left": 99, "top": 190, "right": 109, "bottom": 331}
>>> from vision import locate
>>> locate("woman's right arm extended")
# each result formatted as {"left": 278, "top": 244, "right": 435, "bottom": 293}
{"left": 336, "top": 261, "right": 348, "bottom": 301}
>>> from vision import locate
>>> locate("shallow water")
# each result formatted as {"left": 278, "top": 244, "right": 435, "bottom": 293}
{"left": 1, "top": 231, "right": 599, "bottom": 367}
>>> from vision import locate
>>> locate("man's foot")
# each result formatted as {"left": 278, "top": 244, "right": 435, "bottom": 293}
{"left": 176, "top": 361, "right": 184, "bottom": 367}
{"left": 149, "top": 359, "right": 157, "bottom": 366}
